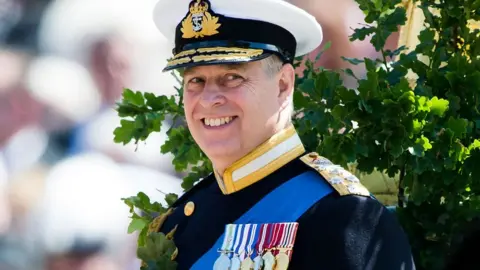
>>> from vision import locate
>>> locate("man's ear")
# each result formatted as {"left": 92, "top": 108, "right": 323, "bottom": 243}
{"left": 278, "top": 63, "right": 295, "bottom": 109}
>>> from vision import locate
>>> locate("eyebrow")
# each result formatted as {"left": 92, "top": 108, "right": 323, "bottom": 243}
{"left": 183, "top": 63, "right": 248, "bottom": 76}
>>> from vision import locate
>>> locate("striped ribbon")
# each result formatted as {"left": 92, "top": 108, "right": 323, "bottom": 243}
{"left": 255, "top": 224, "right": 269, "bottom": 256}
{"left": 220, "top": 224, "right": 235, "bottom": 252}
{"left": 232, "top": 224, "right": 244, "bottom": 257}
{"left": 243, "top": 224, "right": 258, "bottom": 260}
{"left": 237, "top": 224, "right": 251, "bottom": 260}
{"left": 286, "top": 223, "right": 299, "bottom": 257}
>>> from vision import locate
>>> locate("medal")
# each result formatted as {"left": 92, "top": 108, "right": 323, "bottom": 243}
{"left": 231, "top": 255, "right": 241, "bottom": 270}
{"left": 241, "top": 223, "right": 259, "bottom": 270}
{"left": 274, "top": 251, "right": 290, "bottom": 270}
{"left": 214, "top": 253, "right": 231, "bottom": 270}
{"left": 214, "top": 224, "right": 236, "bottom": 270}
{"left": 230, "top": 224, "right": 245, "bottom": 270}
{"left": 274, "top": 223, "right": 290, "bottom": 270}
{"left": 253, "top": 255, "right": 264, "bottom": 270}
{"left": 241, "top": 257, "right": 254, "bottom": 270}
{"left": 275, "top": 223, "right": 299, "bottom": 270}
{"left": 262, "top": 251, "right": 276, "bottom": 270}
{"left": 253, "top": 224, "right": 268, "bottom": 270}
{"left": 262, "top": 224, "right": 282, "bottom": 270}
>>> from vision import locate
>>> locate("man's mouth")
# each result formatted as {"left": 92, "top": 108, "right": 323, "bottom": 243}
{"left": 202, "top": 116, "right": 238, "bottom": 127}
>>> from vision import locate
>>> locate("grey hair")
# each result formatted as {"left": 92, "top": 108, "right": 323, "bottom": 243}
{"left": 261, "top": 54, "right": 284, "bottom": 77}
{"left": 260, "top": 54, "right": 295, "bottom": 127}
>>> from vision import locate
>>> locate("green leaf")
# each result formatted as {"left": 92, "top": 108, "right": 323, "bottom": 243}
{"left": 297, "top": 78, "right": 316, "bottom": 98}
{"left": 322, "top": 41, "right": 332, "bottom": 51}
{"left": 409, "top": 136, "right": 433, "bottom": 157}
{"left": 390, "top": 144, "right": 404, "bottom": 158}
{"left": 147, "top": 112, "right": 164, "bottom": 133}
{"left": 137, "top": 233, "right": 177, "bottom": 269}
{"left": 145, "top": 93, "right": 168, "bottom": 111}
{"left": 137, "top": 227, "right": 148, "bottom": 247}
{"left": 340, "top": 56, "right": 364, "bottom": 65}
{"left": 358, "top": 66, "right": 379, "bottom": 100}
{"left": 331, "top": 105, "right": 347, "bottom": 120}
{"left": 450, "top": 141, "right": 468, "bottom": 163}
{"left": 429, "top": 97, "right": 449, "bottom": 117}
{"left": 293, "top": 91, "right": 309, "bottom": 108}
{"left": 343, "top": 68, "right": 358, "bottom": 79}
{"left": 445, "top": 71, "right": 458, "bottom": 87}
{"left": 446, "top": 117, "right": 468, "bottom": 138}
{"left": 316, "top": 41, "right": 332, "bottom": 61}
{"left": 412, "top": 120, "right": 423, "bottom": 134}
{"left": 355, "top": 139, "right": 369, "bottom": 157}
{"left": 135, "top": 114, "right": 147, "bottom": 129}
{"left": 468, "top": 140, "right": 480, "bottom": 151}
{"left": 124, "top": 89, "right": 145, "bottom": 107}
{"left": 466, "top": 71, "right": 480, "bottom": 90}
{"left": 358, "top": 99, "right": 373, "bottom": 113}
{"left": 114, "top": 120, "right": 136, "bottom": 145}
{"left": 385, "top": 45, "right": 407, "bottom": 58}
{"left": 116, "top": 103, "right": 146, "bottom": 117}
{"left": 446, "top": 91, "right": 461, "bottom": 113}
{"left": 418, "top": 4, "right": 435, "bottom": 27}
{"left": 138, "top": 192, "right": 152, "bottom": 207}
{"left": 165, "top": 193, "right": 179, "bottom": 207}
{"left": 383, "top": 7, "right": 407, "bottom": 31}
{"left": 350, "top": 26, "right": 376, "bottom": 42}
{"left": 128, "top": 218, "right": 148, "bottom": 234}
{"left": 415, "top": 29, "right": 436, "bottom": 55}
{"left": 336, "top": 87, "right": 358, "bottom": 103}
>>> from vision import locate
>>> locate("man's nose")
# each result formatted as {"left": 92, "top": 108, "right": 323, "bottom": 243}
{"left": 198, "top": 82, "right": 226, "bottom": 108}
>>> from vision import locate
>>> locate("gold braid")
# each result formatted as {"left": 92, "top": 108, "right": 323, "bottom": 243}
{"left": 141, "top": 208, "right": 177, "bottom": 267}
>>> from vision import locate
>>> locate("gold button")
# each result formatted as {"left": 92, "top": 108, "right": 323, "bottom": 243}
{"left": 184, "top": 201, "right": 195, "bottom": 216}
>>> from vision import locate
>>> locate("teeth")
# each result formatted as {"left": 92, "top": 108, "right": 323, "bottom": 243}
{"left": 203, "top": 117, "right": 234, "bottom": 127}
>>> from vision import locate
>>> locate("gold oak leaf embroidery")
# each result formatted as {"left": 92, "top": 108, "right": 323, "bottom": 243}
{"left": 181, "top": 14, "right": 195, "bottom": 38}
{"left": 201, "top": 12, "right": 220, "bottom": 36}
{"left": 181, "top": 12, "right": 221, "bottom": 38}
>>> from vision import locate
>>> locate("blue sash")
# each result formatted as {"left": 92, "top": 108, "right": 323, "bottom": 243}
{"left": 191, "top": 170, "right": 334, "bottom": 269}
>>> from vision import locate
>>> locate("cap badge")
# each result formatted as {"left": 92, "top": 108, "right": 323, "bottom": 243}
{"left": 181, "top": 0, "right": 221, "bottom": 39}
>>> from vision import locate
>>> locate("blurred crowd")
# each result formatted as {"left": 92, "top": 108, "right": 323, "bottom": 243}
{"left": 0, "top": 0, "right": 399, "bottom": 269}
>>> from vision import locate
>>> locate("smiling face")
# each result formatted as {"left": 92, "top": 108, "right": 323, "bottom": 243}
{"left": 182, "top": 56, "right": 295, "bottom": 173}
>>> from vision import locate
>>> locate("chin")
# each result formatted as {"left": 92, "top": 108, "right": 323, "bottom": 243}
{"left": 201, "top": 140, "right": 241, "bottom": 161}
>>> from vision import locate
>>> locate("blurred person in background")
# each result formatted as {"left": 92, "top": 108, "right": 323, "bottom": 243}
{"left": 28, "top": 152, "right": 183, "bottom": 270}
{"left": 288, "top": 0, "right": 400, "bottom": 87}
{"left": 1, "top": 1, "right": 184, "bottom": 269}
{"left": 34, "top": 0, "right": 180, "bottom": 175}
{"left": 45, "top": 240, "right": 118, "bottom": 270}
{"left": 0, "top": 48, "right": 49, "bottom": 187}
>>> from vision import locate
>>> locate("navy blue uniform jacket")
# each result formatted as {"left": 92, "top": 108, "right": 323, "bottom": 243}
{"left": 154, "top": 154, "right": 416, "bottom": 270}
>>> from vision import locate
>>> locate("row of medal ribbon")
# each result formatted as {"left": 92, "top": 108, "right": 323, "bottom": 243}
{"left": 213, "top": 222, "right": 299, "bottom": 270}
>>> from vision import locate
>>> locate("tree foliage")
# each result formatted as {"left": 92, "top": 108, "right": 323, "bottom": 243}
{"left": 114, "top": 0, "right": 480, "bottom": 269}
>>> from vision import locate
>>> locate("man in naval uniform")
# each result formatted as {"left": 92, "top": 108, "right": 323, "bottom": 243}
{"left": 147, "top": 0, "right": 416, "bottom": 269}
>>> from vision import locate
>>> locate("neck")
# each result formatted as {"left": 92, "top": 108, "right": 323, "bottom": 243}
{"left": 213, "top": 125, "right": 305, "bottom": 194}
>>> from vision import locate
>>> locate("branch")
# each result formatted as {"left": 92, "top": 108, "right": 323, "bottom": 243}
{"left": 398, "top": 158, "right": 407, "bottom": 208}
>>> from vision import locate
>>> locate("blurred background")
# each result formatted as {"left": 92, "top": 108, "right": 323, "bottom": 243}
{"left": 0, "top": 0, "right": 400, "bottom": 269}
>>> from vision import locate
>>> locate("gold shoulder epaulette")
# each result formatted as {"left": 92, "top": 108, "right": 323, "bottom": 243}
{"left": 147, "top": 208, "right": 174, "bottom": 234}
{"left": 300, "top": 152, "right": 370, "bottom": 197}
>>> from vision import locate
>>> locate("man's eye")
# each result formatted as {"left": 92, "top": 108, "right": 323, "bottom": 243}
{"left": 226, "top": 74, "right": 242, "bottom": 81}
{"left": 189, "top": 77, "right": 204, "bottom": 84}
